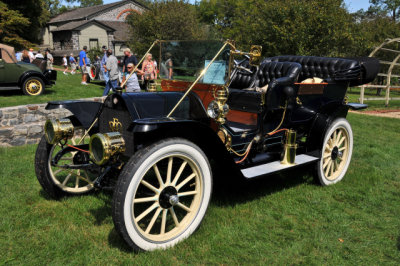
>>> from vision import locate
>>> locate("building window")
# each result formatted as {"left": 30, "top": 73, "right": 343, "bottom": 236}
{"left": 89, "top": 39, "right": 99, "bottom": 50}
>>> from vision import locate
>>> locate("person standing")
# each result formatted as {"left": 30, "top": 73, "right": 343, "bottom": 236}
{"left": 101, "top": 45, "right": 110, "bottom": 92}
{"left": 141, "top": 53, "right": 157, "bottom": 90}
{"left": 28, "top": 48, "right": 35, "bottom": 62}
{"left": 103, "top": 49, "right": 119, "bottom": 96}
{"left": 79, "top": 46, "right": 88, "bottom": 85}
{"left": 62, "top": 55, "right": 68, "bottom": 75}
{"left": 45, "top": 49, "right": 53, "bottom": 70}
{"left": 15, "top": 51, "right": 22, "bottom": 61}
{"left": 124, "top": 63, "right": 143, "bottom": 93}
{"left": 69, "top": 53, "right": 76, "bottom": 75}
{"left": 122, "top": 48, "right": 138, "bottom": 82}
{"left": 35, "top": 50, "right": 44, "bottom": 59}
{"left": 21, "top": 50, "right": 30, "bottom": 63}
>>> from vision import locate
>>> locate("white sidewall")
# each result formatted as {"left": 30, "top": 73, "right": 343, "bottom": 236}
{"left": 123, "top": 143, "right": 212, "bottom": 251}
{"left": 318, "top": 118, "right": 353, "bottom": 185}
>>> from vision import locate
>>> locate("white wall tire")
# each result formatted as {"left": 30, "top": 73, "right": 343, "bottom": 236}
{"left": 112, "top": 138, "right": 212, "bottom": 251}
{"left": 316, "top": 118, "right": 353, "bottom": 186}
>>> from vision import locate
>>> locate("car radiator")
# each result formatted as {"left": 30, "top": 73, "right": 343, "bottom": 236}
{"left": 98, "top": 106, "right": 134, "bottom": 156}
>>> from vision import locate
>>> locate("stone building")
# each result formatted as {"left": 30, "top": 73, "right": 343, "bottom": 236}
{"left": 41, "top": 0, "right": 146, "bottom": 57}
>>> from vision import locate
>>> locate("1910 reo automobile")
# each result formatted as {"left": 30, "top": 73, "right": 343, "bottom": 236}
{"left": 35, "top": 40, "right": 379, "bottom": 251}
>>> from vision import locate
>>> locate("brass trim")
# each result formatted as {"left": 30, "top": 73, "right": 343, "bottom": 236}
{"left": 89, "top": 132, "right": 126, "bottom": 166}
{"left": 281, "top": 129, "right": 297, "bottom": 165}
{"left": 109, "top": 118, "right": 122, "bottom": 132}
{"left": 44, "top": 118, "right": 74, "bottom": 145}
{"left": 217, "top": 128, "right": 232, "bottom": 148}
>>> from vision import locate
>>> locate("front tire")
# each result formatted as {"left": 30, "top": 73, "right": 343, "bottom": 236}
{"left": 22, "top": 76, "right": 44, "bottom": 96}
{"left": 315, "top": 118, "right": 353, "bottom": 186}
{"left": 112, "top": 138, "right": 212, "bottom": 251}
{"left": 35, "top": 128, "right": 99, "bottom": 199}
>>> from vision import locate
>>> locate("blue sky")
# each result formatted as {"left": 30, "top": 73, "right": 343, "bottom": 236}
{"left": 101, "top": 0, "right": 371, "bottom": 12}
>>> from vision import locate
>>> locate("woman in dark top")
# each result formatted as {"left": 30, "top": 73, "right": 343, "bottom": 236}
{"left": 22, "top": 50, "right": 30, "bottom": 63}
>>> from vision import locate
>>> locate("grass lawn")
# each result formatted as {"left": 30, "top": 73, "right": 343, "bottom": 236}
{"left": 0, "top": 70, "right": 105, "bottom": 108}
{"left": 0, "top": 113, "right": 399, "bottom": 264}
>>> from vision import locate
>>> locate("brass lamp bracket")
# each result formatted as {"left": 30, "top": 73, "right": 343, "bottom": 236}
{"left": 231, "top": 45, "right": 262, "bottom": 66}
{"left": 212, "top": 85, "right": 230, "bottom": 125}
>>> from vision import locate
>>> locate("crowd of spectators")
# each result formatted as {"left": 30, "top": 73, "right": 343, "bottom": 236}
{"left": 15, "top": 45, "right": 163, "bottom": 95}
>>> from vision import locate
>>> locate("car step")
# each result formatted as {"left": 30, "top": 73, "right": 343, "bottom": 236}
{"left": 241, "top": 154, "right": 319, "bottom": 179}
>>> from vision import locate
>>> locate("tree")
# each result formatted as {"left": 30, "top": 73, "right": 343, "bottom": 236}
{"left": 370, "top": 0, "right": 400, "bottom": 21}
{"left": 2, "top": 0, "right": 50, "bottom": 45}
{"left": 65, "top": 0, "right": 103, "bottom": 7}
{"left": 198, "top": 0, "right": 357, "bottom": 57}
{"left": 0, "top": 2, "right": 31, "bottom": 49}
{"left": 127, "top": 0, "right": 207, "bottom": 56}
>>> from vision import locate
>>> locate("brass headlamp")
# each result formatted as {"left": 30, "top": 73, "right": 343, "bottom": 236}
{"left": 207, "top": 86, "right": 230, "bottom": 125}
{"left": 89, "top": 132, "right": 126, "bottom": 165}
{"left": 44, "top": 118, "right": 74, "bottom": 144}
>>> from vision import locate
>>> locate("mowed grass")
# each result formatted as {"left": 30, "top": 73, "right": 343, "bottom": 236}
{"left": 0, "top": 113, "right": 400, "bottom": 264}
{"left": 0, "top": 70, "right": 105, "bottom": 108}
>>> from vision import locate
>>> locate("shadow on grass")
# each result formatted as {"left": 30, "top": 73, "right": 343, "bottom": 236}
{"left": 211, "top": 163, "right": 316, "bottom": 207}
{"left": 108, "top": 228, "right": 132, "bottom": 253}
{"left": 397, "top": 234, "right": 400, "bottom": 251}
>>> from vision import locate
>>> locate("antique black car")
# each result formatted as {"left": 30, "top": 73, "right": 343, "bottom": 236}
{"left": 35, "top": 40, "right": 379, "bottom": 251}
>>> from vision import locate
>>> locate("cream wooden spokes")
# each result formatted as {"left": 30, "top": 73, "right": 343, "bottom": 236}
{"left": 322, "top": 127, "right": 350, "bottom": 181}
{"left": 48, "top": 129, "right": 96, "bottom": 193}
{"left": 132, "top": 155, "right": 203, "bottom": 242}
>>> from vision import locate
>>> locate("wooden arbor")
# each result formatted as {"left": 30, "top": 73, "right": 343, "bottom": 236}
{"left": 360, "top": 38, "right": 400, "bottom": 106}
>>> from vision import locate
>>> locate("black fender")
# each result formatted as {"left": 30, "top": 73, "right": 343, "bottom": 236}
{"left": 306, "top": 103, "right": 350, "bottom": 155}
{"left": 18, "top": 71, "right": 47, "bottom": 87}
{"left": 130, "top": 118, "right": 243, "bottom": 179}
{"left": 45, "top": 100, "right": 102, "bottom": 128}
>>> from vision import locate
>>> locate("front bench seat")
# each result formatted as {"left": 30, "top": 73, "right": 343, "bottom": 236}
{"left": 228, "top": 61, "right": 302, "bottom": 112}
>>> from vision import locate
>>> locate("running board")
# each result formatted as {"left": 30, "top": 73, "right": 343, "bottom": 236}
{"left": 241, "top": 154, "right": 319, "bottom": 179}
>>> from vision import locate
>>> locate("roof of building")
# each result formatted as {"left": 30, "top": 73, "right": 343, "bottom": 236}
{"left": 49, "top": 0, "right": 146, "bottom": 24}
{"left": 51, "top": 20, "right": 115, "bottom": 32}
{"left": 100, "top": 21, "right": 130, "bottom": 42}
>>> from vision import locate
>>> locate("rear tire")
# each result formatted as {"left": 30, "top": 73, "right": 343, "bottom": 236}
{"left": 315, "top": 118, "right": 353, "bottom": 186}
{"left": 112, "top": 138, "right": 212, "bottom": 251}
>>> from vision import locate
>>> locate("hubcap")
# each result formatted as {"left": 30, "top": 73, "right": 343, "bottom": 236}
{"left": 322, "top": 127, "right": 350, "bottom": 181}
{"left": 26, "top": 79, "right": 42, "bottom": 95}
{"left": 131, "top": 155, "right": 203, "bottom": 242}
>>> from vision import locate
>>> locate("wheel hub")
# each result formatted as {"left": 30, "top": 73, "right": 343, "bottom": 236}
{"left": 331, "top": 146, "right": 339, "bottom": 160}
{"left": 73, "top": 150, "right": 90, "bottom": 165}
{"left": 159, "top": 186, "right": 178, "bottom": 209}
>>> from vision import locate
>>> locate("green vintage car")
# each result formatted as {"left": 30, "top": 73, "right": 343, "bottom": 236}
{"left": 0, "top": 44, "right": 57, "bottom": 96}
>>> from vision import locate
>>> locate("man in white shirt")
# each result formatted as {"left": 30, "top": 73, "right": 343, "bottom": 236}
{"left": 35, "top": 50, "right": 44, "bottom": 59}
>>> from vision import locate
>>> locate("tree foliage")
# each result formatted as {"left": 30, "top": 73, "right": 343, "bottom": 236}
{"left": 370, "top": 0, "right": 400, "bottom": 21}
{"left": 198, "top": 0, "right": 358, "bottom": 57}
{"left": 127, "top": 0, "right": 207, "bottom": 56}
{"left": 65, "top": 0, "right": 103, "bottom": 7}
{"left": 0, "top": 2, "right": 31, "bottom": 49}
{"left": 2, "top": 0, "right": 50, "bottom": 45}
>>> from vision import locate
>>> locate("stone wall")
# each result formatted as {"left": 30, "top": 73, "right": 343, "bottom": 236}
{"left": 0, "top": 97, "right": 104, "bottom": 147}
{"left": 94, "top": 2, "right": 144, "bottom": 21}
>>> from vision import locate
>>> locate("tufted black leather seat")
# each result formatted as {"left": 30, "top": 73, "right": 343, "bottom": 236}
{"left": 262, "top": 55, "right": 361, "bottom": 83}
{"left": 228, "top": 61, "right": 302, "bottom": 112}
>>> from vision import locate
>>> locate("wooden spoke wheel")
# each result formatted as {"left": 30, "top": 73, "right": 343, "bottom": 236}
{"left": 112, "top": 138, "right": 212, "bottom": 251}
{"left": 22, "top": 77, "right": 44, "bottom": 96}
{"left": 35, "top": 128, "right": 99, "bottom": 198}
{"left": 316, "top": 118, "right": 353, "bottom": 186}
